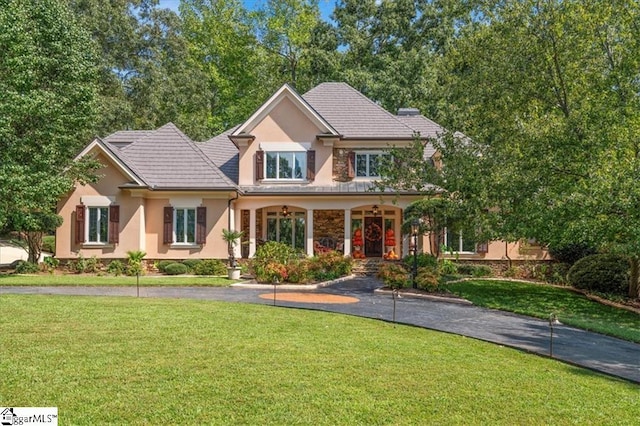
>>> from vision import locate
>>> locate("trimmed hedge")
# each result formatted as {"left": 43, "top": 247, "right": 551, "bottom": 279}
{"left": 567, "top": 254, "right": 629, "bottom": 295}
{"left": 182, "top": 259, "right": 203, "bottom": 272}
{"left": 157, "top": 260, "right": 176, "bottom": 273}
{"left": 194, "top": 259, "right": 227, "bottom": 276}
{"left": 164, "top": 263, "right": 188, "bottom": 275}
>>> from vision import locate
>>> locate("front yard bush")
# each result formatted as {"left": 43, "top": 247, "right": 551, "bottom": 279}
{"left": 548, "top": 242, "right": 598, "bottom": 265}
{"left": 567, "top": 254, "right": 629, "bottom": 295}
{"left": 157, "top": 260, "right": 176, "bottom": 273}
{"left": 15, "top": 260, "right": 40, "bottom": 274}
{"left": 403, "top": 253, "right": 438, "bottom": 269}
{"left": 193, "top": 259, "right": 227, "bottom": 276}
{"left": 307, "top": 251, "right": 353, "bottom": 281}
{"left": 377, "top": 263, "right": 409, "bottom": 289}
{"left": 164, "top": 263, "right": 188, "bottom": 275}
{"left": 456, "top": 264, "right": 492, "bottom": 277}
{"left": 250, "top": 242, "right": 300, "bottom": 283}
{"left": 42, "top": 235, "right": 55, "bottom": 254}
{"left": 182, "top": 259, "right": 203, "bottom": 272}
{"left": 415, "top": 266, "right": 440, "bottom": 291}
{"left": 106, "top": 260, "right": 125, "bottom": 276}
{"left": 285, "top": 261, "right": 309, "bottom": 284}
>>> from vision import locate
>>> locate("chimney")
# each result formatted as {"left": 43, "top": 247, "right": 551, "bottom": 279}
{"left": 397, "top": 108, "right": 420, "bottom": 116}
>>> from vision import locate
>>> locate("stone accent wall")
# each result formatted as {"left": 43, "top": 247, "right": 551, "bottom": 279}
{"left": 333, "top": 148, "right": 352, "bottom": 182}
{"left": 313, "top": 209, "right": 345, "bottom": 249}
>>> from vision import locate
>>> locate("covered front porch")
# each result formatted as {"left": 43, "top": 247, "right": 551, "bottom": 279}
{"left": 232, "top": 197, "right": 417, "bottom": 259}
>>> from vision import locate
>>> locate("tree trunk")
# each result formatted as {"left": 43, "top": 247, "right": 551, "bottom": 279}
{"left": 26, "top": 231, "right": 43, "bottom": 264}
{"left": 629, "top": 256, "right": 640, "bottom": 299}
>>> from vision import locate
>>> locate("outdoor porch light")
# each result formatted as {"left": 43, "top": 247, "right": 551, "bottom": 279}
{"left": 372, "top": 205, "right": 379, "bottom": 216}
{"left": 281, "top": 205, "right": 290, "bottom": 217}
{"left": 411, "top": 218, "right": 420, "bottom": 289}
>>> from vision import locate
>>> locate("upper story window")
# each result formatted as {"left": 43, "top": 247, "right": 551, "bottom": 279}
{"left": 256, "top": 148, "right": 315, "bottom": 182}
{"left": 355, "top": 152, "right": 383, "bottom": 178}
{"left": 266, "top": 151, "right": 306, "bottom": 180}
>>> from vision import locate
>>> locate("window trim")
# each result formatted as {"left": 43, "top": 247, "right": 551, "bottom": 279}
{"left": 443, "top": 228, "right": 477, "bottom": 254}
{"left": 173, "top": 207, "right": 197, "bottom": 245}
{"left": 85, "top": 206, "right": 109, "bottom": 244}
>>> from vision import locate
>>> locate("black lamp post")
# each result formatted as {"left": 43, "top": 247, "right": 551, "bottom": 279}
{"left": 411, "top": 218, "right": 419, "bottom": 289}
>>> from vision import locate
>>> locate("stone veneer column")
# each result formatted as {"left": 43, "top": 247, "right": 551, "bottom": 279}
{"left": 249, "top": 209, "right": 256, "bottom": 258}
{"left": 306, "top": 209, "right": 314, "bottom": 256}
{"left": 343, "top": 209, "right": 351, "bottom": 256}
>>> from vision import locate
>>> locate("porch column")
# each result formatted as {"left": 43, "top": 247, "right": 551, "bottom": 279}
{"left": 249, "top": 208, "right": 256, "bottom": 257}
{"left": 306, "top": 209, "right": 314, "bottom": 256}
{"left": 230, "top": 203, "right": 241, "bottom": 260}
{"left": 343, "top": 209, "right": 351, "bottom": 256}
{"left": 138, "top": 199, "right": 146, "bottom": 251}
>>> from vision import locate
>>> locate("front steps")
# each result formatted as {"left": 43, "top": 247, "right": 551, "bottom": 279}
{"left": 352, "top": 258, "right": 399, "bottom": 276}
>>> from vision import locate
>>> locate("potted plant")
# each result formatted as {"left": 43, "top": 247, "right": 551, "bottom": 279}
{"left": 222, "top": 229, "right": 244, "bottom": 279}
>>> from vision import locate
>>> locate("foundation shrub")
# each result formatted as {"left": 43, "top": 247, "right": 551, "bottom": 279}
{"left": 403, "top": 253, "right": 438, "bottom": 269}
{"left": 377, "top": 263, "right": 409, "bottom": 289}
{"left": 43, "top": 256, "right": 59, "bottom": 273}
{"left": 164, "top": 262, "right": 188, "bottom": 275}
{"left": 181, "top": 259, "right": 202, "bottom": 273}
{"left": 194, "top": 259, "right": 227, "bottom": 276}
{"left": 548, "top": 242, "right": 598, "bottom": 265}
{"left": 42, "top": 235, "right": 55, "bottom": 254}
{"left": 567, "top": 254, "right": 629, "bottom": 296}
{"left": 439, "top": 259, "right": 458, "bottom": 275}
{"left": 107, "top": 260, "right": 125, "bottom": 276}
{"left": 285, "top": 261, "right": 310, "bottom": 284}
{"left": 157, "top": 260, "right": 176, "bottom": 274}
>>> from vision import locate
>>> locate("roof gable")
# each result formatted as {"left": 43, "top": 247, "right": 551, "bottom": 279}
{"left": 75, "top": 138, "right": 146, "bottom": 186}
{"left": 232, "top": 84, "right": 338, "bottom": 137}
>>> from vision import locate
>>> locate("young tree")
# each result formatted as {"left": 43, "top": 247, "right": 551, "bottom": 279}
{"left": 0, "top": 0, "right": 101, "bottom": 261}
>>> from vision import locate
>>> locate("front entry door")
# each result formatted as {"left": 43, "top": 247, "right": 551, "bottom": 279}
{"left": 364, "top": 216, "right": 383, "bottom": 257}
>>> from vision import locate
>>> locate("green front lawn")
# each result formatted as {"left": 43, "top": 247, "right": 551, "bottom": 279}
{"left": 0, "top": 273, "right": 234, "bottom": 286}
{"left": 1, "top": 295, "right": 637, "bottom": 424}
{"left": 448, "top": 279, "right": 640, "bottom": 343}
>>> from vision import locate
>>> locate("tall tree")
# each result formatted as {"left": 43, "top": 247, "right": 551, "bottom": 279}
{"left": 419, "top": 0, "right": 640, "bottom": 298}
{"left": 0, "top": 0, "right": 100, "bottom": 259}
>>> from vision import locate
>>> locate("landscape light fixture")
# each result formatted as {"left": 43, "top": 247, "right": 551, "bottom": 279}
{"left": 411, "top": 218, "right": 420, "bottom": 289}
{"left": 549, "top": 313, "right": 561, "bottom": 357}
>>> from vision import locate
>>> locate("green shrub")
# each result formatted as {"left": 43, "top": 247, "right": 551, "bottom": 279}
{"left": 194, "top": 259, "right": 227, "bottom": 276}
{"left": 377, "top": 263, "right": 409, "bottom": 289}
{"left": 307, "top": 251, "right": 353, "bottom": 282}
{"left": 15, "top": 260, "right": 40, "bottom": 274}
{"left": 157, "top": 260, "right": 176, "bottom": 273}
{"left": 43, "top": 256, "right": 59, "bottom": 273}
{"left": 548, "top": 242, "right": 598, "bottom": 265}
{"left": 439, "top": 259, "right": 458, "bottom": 275}
{"left": 42, "top": 235, "right": 55, "bottom": 254}
{"left": 84, "top": 256, "right": 102, "bottom": 273}
{"left": 164, "top": 262, "right": 188, "bottom": 275}
{"left": 567, "top": 254, "right": 629, "bottom": 295}
{"left": 415, "top": 266, "right": 440, "bottom": 291}
{"left": 126, "top": 250, "right": 146, "bottom": 276}
{"left": 472, "top": 265, "right": 493, "bottom": 278}
{"left": 403, "top": 253, "right": 438, "bottom": 269}
{"left": 107, "top": 260, "right": 125, "bottom": 276}
{"left": 285, "top": 261, "right": 310, "bottom": 284}
{"left": 250, "top": 242, "right": 300, "bottom": 283}
{"left": 182, "top": 258, "right": 203, "bottom": 272}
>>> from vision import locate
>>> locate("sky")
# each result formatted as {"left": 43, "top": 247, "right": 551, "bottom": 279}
{"left": 157, "top": 0, "right": 336, "bottom": 22}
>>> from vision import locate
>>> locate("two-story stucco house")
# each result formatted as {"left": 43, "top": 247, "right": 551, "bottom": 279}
{"left": 56, "top": 82, "right": 547, "bottom": 263}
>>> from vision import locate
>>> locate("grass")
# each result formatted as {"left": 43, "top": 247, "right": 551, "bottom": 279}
{"left": 0, "top": 295, "right": 637, "bottom": 425}
{"left": 448, "top": 279, "right": 640, "bottom": 343}
{"left": 0, "top": 273, "right": 234, "bottom": 286}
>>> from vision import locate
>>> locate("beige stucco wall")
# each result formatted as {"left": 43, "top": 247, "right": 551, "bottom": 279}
{"left": 238, "top": 95, "right": 334, "bottom": 186}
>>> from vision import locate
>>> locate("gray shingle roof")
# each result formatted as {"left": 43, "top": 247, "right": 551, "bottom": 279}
{"left": 395, "top": 114, "right": 444, "bottom": 158}
{"left": 199, "top": 126, "right": 240, "bottom": 184}
{"left": 104, "top": 123, "right": 237, "bottom": 190}
{"left": 302, "top": 82, "right": 418, "bottom": 139}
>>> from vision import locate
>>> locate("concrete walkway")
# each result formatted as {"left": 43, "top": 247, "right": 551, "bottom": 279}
{"left": 2, "top": 276, "right": 639, "bottom": 384}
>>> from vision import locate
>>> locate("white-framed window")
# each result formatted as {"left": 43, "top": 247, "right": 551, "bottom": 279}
{"left": 265, "top": 151, "right": 307, "bottom": 180}
{"left": 174, "top": 208, "right": 196, "bottom": 244}
{"left": 355, "top": 151, "right": 387, "bottom": 178}
{"left": 443, "top": 228, "right": 477, "bottom": 253}
{"left": 87, "top": 207, "right": 109, "bottom": 243}
{"left": 266, "top": 211, "right": 305, "bottom": 250}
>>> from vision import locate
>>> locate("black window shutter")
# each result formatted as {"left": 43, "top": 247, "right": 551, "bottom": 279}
{"left": 75, "top": 205, "right": 85, "bottom": 244}
{"left": 256, "top": 150, "right": 264, "bottom": 180}
{"left": 109, "top": 205, "right": 120, "bottom": 244}
{"left": 196, "top": 206, "right": 206, "bottom": 244}
{"left": 307, "top": 150, "right": 315, "bottom": 181}
{"left": 163, "top": 206, "right": 173, "bottom": 244}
